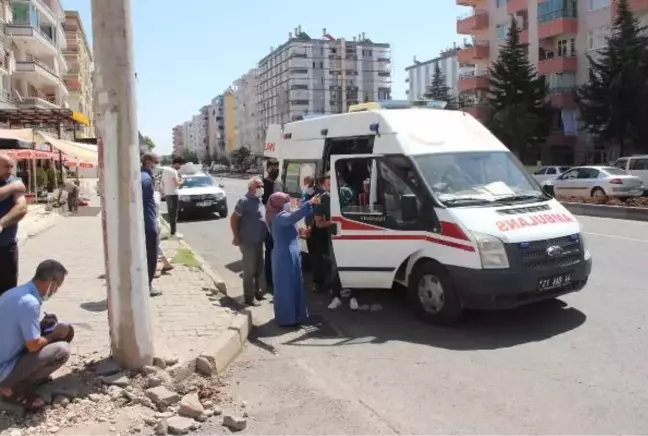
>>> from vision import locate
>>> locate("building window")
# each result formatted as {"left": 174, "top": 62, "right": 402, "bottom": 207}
{"left": 538, "top": 0, "right": 577, "bottom": 23}
{"left": 496, "top": 23, "right": 510, "bottom": 40}
{"left": 587, "top": 27, "right": 609, "bottom": 50}
{"left": 589, "top": 0, "right": 610, "bottom": 10}
{"left": 496, "top": 0, "right": 505, "bottom": 6}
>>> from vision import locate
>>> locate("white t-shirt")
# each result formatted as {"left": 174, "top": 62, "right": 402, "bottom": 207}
{"left": 161, "top": 166, "right": 179, "bottom": 196}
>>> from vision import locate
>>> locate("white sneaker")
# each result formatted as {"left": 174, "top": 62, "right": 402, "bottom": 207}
{"left": 349, "top": 297, "right": 359, "bottom": 311}
{"left": 328, "top": 297, "right": 343, "bottom": 310}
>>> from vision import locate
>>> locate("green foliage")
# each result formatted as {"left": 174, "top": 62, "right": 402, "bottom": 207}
{"left": 577, "top": 0, "right": 648, "bottom": 156}
{"left": 181, "top": 149, "right": 199, "bottom": 163}
{"left": 230, "top": 147, "right": 250, "bottom": 168}
{"left": 143, "top": 136, "right": 155, "bottom": 151}
{"left": 423, "top": 63, "right": 457, "bottom": 109}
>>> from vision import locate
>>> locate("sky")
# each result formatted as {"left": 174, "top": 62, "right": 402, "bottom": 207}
{"left": 62, "top": 0, "right": 465, "bottom": 155}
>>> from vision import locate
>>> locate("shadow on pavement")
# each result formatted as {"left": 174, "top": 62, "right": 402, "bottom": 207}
{"left": 161, "top": 212, "right": 221, "bottom": 224}
{"left": 80, "top": 300, "right": 107, "bottom": 312}
{"left": 251, "top": 284, "right": 587, "bottom": 352}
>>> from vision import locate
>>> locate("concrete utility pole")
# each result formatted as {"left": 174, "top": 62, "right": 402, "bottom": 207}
{"left": 91, "top": 0, "right": 153, "bottom": 368}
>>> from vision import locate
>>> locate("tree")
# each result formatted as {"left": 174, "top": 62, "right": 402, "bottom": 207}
{"left": 143, "top": 136, "right": 155, "bottom": 151}
{"left": 486, "top": 16, "right": 551, "bottom": 162}
{"left": 231, "top": 147, "right": 250, "bottom": 169}
{"left": 181, "top": 149, "right": 198, "bottom": 163}
{"left": 577, "top": 0, "right": 648, "bottom": 157}
{"left": 423, "top": 64, "right": 457, "bottom": 109}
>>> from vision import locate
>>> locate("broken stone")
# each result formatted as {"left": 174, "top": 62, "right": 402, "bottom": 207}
{"left": 146, "top": 386, "right": 180, "bottom": 406}
{"left": 122, "top": 389, "right": 136, "bottom": 401}
{"left": 109, "top": 427, "right": 116, "bottom": 432}
{"left": 154, "top": 420, "right": 168, "bottom": 436}
{"left": 178, "top": 393, "right": 204, "bottom": 419}
{"left": 195, "top": 356, "right": 214, "bottom": 376}
{"left": 88, "top": 393, "right": 102, "bottom": 402}
{"left": 101, "top": 372, "right": 130, "bottom": 387}
{"left": 8, "top": 429, "right": 22, "bottom": 436}
{"left": 52, "top": 395, "right": 69, "bottom": 408}
{"left": 94, "top": 358, "right": 122, "bottom": 376}
{"left": 195, "top": 414, "right": 208, "bottom": 422}
{"left": 213, "top": 406, "right": 223, "bottom": 416}
{"left": 142, "top": 365, "right": 158, "bottom": 375}
{"left": 222, "top": 414, "right": 247, "bottom": 431}
{"left": 97, "top": 417, "right": 107, "bottom": 423}
{"left": 48, "top": 426, "right": 60, "bottom": 434}
{"left": 132, "top": 395, "right": 156, "bottom": 409}
{"left": 143, "top": 416, "right": 158, "bottom": 426}
{"left": 165, "top": 357, "right": 179, "bottom": 366}
{"left": 189, "top": 421, "right": 200, "bottom": 431}
{"left": 166, "top": 416, "right": 194, "bottom": 435}
{"left": 241, "top": 400, "right": 247, "bottom": 408}
{"left": 145, "top": 374, "right": 165, "bottom": 388}
{"left": 153, "top": 357, "right": 167, "bottom": 369}
{"left": 155, "top": 411, "right": 175, "bottom": 419}
{"left": 108, "top": 386, "right": 123, "bottom": 400}
{"left": 201, "top": 400, "right": 214, "bottom": 409}
{"left": 243, "top": 411, "right": 249, "bottom": 418}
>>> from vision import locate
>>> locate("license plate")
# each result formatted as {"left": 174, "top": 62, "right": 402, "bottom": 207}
{"left": 197, "top": 201, "right": 212, "bottom": 207}
{"left": 538, "top": 273, "right": 572, "bottom": 291}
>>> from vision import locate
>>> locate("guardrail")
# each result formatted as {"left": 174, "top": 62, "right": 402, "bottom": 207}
{"left": 562, "top": 202, "right": 648, "bottom": 222}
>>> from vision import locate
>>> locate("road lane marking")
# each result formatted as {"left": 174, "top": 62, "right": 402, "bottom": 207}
{"left": 584, "top": 232, "right": 648, "bottom": 243}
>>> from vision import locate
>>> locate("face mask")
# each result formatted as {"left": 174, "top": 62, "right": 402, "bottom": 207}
{"left": 254, "top": 188, "right": 264, "bottom": 198}
{"left": 305, "top": 187, "right": 315, "bottom": 195}
{"left": 43, "top": 283, "right": 56, "bottom": 301}
{"left": 269, "top": 169, "right": 279, "bottom": 179}
{"left": 283, "top": 203, "right": 291, "bottom": 212}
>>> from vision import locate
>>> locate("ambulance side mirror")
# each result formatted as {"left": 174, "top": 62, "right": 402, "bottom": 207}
{"left": 401, "top": 195, "right": 418, "bottom": 222}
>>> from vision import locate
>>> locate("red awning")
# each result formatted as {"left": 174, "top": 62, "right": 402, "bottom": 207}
{"left": 0, "top": 149, "right": 56, "bottom": 160}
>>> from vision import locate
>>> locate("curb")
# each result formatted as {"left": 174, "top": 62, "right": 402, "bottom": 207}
{"left": 159, "top": 219, "right": 228, "bottom": 295}
{"left": 562, "top": 202, "right": 648, "bottom": 222}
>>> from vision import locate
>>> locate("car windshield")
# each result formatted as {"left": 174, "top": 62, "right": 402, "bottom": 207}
{"left": 182, "top": 176, "right": 213, "bottom": 188}
{"left": 414, "top": 151, "right": 544, "bottom": 205}
{"left": 559, "top": 166, "right": 570, "bottom": 173}
{"left": 601, "top": 167, "right": 628, "bottom": 176}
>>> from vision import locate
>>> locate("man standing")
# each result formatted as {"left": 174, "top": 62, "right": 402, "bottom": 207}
{"left": 0, "top": 259, "right": 73, "bottom": 410}
{"left": 230, "top": 177, "right": 267, "bottom": 306}
{"left": 161, "top": 157, "right": 184, "bottom": 235}
{"left": 0, "top": 155, "right": 28, "bottom": 296}
{"left": 141, "top": 152, "right": 161, "bottom": 297}
{"left": 261, "top": 159, "right": 282, "bottom": 294}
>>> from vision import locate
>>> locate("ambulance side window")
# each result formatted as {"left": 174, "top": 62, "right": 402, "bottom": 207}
{"left": 282, "top": 160, "right": 318, "bottom": 198}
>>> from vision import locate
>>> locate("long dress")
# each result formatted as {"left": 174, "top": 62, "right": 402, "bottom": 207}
{"left": 271, "top": 203, "right": 313, "bottom": 326}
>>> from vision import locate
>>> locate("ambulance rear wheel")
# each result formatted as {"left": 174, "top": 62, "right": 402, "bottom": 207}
{"left": 409, "top": 261, "right": 462, "bottom": 325}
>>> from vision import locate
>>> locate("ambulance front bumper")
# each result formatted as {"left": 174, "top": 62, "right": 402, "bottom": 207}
{"left": 447, "top": 239, "right": 592, "bottom": 310}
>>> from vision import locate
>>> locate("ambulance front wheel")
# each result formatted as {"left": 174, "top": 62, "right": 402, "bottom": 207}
{"left": 408, "top": 260, "right": 462, "bottom": 325}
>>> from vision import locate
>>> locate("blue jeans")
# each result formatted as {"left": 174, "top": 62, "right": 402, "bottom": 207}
{"left": 145, "top": 231, "right": 159, "bottom": 287}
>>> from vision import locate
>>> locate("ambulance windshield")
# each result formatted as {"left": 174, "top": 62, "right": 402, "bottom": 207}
{"left": 414, "top": 151, "right": 544, "bottom": 205}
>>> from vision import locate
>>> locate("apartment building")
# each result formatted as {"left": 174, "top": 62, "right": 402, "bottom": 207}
{"left": 63, "top": 10, "right": 93, "bottom": 137}
{"left": 405, "top": 47, "right": 473, "bottom": 101}
{"left": 198, "top": 104, "right": 210, "bottom": 159}
{"left": 223, "top": 90, "right": 236, "bottom": 153}
{"left": 456, "top": 0, "right": 648, "bottom": 163}
{"left": 256, "top": 27, "right": 391, "bottom": 139}
{"left": 172, "top": 124, "right": 183, "bottom": 157}
{"left": 6, "top": 0, "right": 68, "bottom": 109}
{"left": 209, "top": 94, "right": 226, "bottom": 159}
{"left": 233, "top": 69, "right": 260, "bottom": 156}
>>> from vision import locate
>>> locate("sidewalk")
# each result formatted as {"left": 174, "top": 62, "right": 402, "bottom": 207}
{"left": 0, "top": 198, "right": 250, "bottom": 435}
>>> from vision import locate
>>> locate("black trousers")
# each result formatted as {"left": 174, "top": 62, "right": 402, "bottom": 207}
{"left": 310, "top": 236, "right": 342, "bottom": 297}
{"left": 145, "top": 231, "right": 158, "bottom": 288}
{"left": 264, "top": 233, "right": 274, "bottom": 291}
{"left": 0, "top": 243, "right": 18, "bottom": 296}
{"left": 165, "top": 195, "right": 179, "bottom": 235}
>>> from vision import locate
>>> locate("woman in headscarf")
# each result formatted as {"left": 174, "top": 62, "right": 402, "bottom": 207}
{"left": 266, "top": 191, "right": 321, "bottom": 326}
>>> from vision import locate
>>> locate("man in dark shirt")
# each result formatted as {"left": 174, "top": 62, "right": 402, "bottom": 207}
{"left": 313, "top": 174, "right": 358, "bottom": 310}
{"left": 0, "top": 155, "right": 28, "bottom": 296}
{"left": 141, "top": 152, "right": 161, "bottom": 297}
{"left": 261, "top": 159, "right": 282, "bottom": 294}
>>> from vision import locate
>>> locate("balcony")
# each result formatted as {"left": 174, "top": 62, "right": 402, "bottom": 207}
{"left": 5, "top": 24, "right": 58, "bottom": 56}
{"left": 457, "top": 10, "right": 489, "bottom": 35}
{"left": 458, "top": 71, "right": 489, "bottom": 93}
{"left": 14, "top": 59, "right": 66, "bottom": 94}
{"left": 538, "top": 11, "right": 578, "bottom": 39}
{"left": 458, "top": 41, "right": 489, "bottom": 63}
{"left": 456, "top": 0, "right": 474, "bottom": 5}
{"left": 507, "top": 0, "right": 528, "bottom": 14}
{"left": 548, "top": 87, "right": 577, "bottom": 109}
{"left": 538, "top": 55, "right": 577, "bottom": 74}
{"left": 18, "top": 96, "right": 59, "bottom": 109}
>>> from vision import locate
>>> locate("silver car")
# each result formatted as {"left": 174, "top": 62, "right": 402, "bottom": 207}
{"left": 532, "top": 165, "right": 571, "bottom": 183}
{"left": 543, "top": 166, "right": 644, "bottom": 199}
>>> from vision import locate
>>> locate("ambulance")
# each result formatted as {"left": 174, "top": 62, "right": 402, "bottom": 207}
{"left": 264, "top": 100, "right": 592, "bottom": 324}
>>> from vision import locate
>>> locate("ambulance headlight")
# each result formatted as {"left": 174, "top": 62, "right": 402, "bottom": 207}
{"left": 474, "top": 232, "right": 510, "bottom": 269}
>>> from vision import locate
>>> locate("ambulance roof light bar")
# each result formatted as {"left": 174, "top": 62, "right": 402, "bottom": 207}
{"left": 348, "top": 99, "right": 448, "bottom": 112}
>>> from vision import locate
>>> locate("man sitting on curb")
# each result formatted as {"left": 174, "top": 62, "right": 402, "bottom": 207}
{"left": 0, "top": 259, "right": 74, "bottom": 411}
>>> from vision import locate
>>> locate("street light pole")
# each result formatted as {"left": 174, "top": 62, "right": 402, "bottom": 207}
{"left": 91, "top": 0, "right": 153, "bottom": 368}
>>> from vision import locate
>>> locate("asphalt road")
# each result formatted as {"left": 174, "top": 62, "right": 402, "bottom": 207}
{"left": 171, "top": 176, "right": 648, "bottom": 435}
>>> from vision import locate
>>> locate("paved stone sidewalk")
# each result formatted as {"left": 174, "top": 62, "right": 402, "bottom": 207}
{"left": 17, "top": 199, "right": 238, "bottom": 366}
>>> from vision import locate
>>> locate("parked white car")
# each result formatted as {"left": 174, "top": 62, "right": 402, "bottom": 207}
{"left": 612, "top": 155, "right": 648, "bottom": 194}
{"left": 532, "top": 165, "right": 571, "bottom": 183}
{"left": 542, "top": 166, "right": 644, "bottom": 199}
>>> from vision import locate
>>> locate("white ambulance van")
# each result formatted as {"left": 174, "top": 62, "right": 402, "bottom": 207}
{"left": 264, "top": 101, "right": 592, "bottom": 324}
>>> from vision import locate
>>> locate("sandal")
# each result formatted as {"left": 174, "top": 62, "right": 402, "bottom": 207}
{"left": 1, "top": 391, "right": 46, "bottom": 411}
